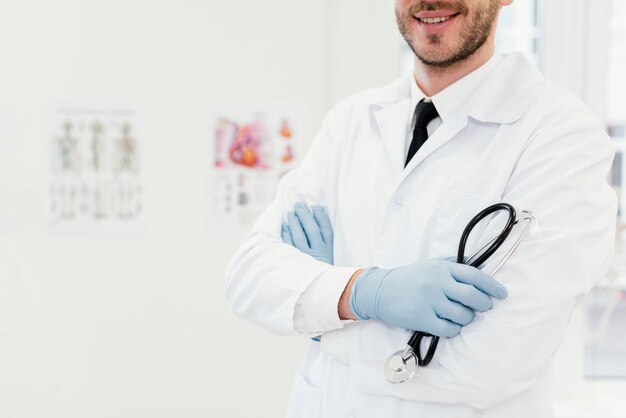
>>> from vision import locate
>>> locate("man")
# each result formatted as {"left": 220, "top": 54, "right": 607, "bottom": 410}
{"left": 225, "top": 1, "right": 616, "bottom": 417}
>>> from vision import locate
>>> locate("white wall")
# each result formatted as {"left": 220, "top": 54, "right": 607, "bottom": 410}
{"left": 1, "top": 1, "right": 326, "bottom": 417}
{"left": 0, "top": 1, "right": 401, "bottom": 417}
{"left": 330, "top": 0, "right": 401, "bottom": 102}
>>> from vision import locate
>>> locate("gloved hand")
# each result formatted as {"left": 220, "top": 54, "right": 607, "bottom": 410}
{"left": 349, "top": 261, "right": 508, "bottom": 337}
{"left": 281, "top": 202, "right": 333, "bottom": 264}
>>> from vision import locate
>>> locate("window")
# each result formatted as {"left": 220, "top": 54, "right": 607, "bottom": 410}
{"left": 494, "top": 0, "right": 543, "bottom": 68}
{"left": 607, "top": 0, "right": 626, "bottom": 130}
{"left": 606, "top": 0, "right": 626, "bottom": 220}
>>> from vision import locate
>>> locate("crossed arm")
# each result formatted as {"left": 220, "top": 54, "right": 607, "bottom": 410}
{"left": 225, "top": 102, "right": 616, "bottom": 408}
{"left": 281, "top": 202, "right": 507, "bottom": 337}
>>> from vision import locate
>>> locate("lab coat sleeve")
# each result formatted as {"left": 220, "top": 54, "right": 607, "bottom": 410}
{"left": 351, "top": 105, "right": 617, "bottom": 408}
{"left": 224, "top": 106, "right": 359, "bottom": 337}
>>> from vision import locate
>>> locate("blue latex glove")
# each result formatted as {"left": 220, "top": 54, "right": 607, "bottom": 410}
{"left": 349, "top": 261, "right": 508, "bottom": 337}
{"left": 281, "top": 202, "right": 333, "bottom": 264}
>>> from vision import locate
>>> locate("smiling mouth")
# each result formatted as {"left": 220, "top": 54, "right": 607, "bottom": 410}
{"left": 416, "top": 12, "right": 460, "bottom": 24}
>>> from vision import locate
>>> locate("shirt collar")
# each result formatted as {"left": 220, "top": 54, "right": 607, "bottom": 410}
{"left": 410, "top": 52, "right": 503, "bottom": 122}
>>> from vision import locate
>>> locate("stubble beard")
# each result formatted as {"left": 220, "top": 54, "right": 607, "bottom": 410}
{"left": 396, "top": 0, "right": 500, "bottom": 68}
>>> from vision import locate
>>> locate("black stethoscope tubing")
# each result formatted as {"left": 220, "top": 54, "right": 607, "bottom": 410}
{"left": 408, "top": 203, "right": 517, "bottom": 366}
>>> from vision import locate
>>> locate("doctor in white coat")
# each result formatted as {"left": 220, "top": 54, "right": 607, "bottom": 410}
{"left": 225, "top": 0, "right": 617, "bottom": 417}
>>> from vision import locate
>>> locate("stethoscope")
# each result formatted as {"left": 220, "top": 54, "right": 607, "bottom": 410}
{"left": 384, "top": 203, "right": 536, "bottom": 384}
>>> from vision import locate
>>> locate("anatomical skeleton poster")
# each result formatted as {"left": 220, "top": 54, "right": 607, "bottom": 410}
{"left": 48, "top": 105, "right": 143, "bottom": 233}
{"left": 210, "top": 105, "right": 303, "bottom": 229}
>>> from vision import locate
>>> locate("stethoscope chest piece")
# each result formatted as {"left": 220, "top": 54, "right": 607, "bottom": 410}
{"left": 384, "top": 350, "right": 418, "bottom": 384}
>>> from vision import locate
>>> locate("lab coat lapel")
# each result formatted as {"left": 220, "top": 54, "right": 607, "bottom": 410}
{"left": 367, "top": 52, "right": 541, "bottom": 194}
{"left": 394, "top": 53, "right": 541, "bottom": 187}
{"left": 369, "top": 84, "right": 469, "bottom": 195}
{"left": 371, "top": 98, "right": 412, "bottom": 181}
{"left": 398, "top": 112, "right": 468, "bottom": 184}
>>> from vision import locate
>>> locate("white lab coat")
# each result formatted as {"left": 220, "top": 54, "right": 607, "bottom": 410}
{"left": 225, "top": 53, "right": 617, "bottom": 418}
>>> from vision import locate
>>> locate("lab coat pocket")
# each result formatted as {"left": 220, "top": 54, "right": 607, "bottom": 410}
{"left": 285, "top": 369, "right": 323, "bottom": 418}
{"left": 428, "top": 188, "right": 502, "bottom": 260}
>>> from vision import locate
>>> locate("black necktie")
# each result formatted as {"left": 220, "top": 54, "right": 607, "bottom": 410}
{"left": 405, "top": 100, "right": 439, "bottom": 167}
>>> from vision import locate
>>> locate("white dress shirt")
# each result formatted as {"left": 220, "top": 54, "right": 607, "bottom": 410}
{"left": 408, "top": 52, "right": 502, "bottom": 154}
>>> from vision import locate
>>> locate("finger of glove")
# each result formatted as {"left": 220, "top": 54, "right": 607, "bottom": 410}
{"left": 287, "top": 211, "right": 310, "bottom": 250}
{"left": 434, "top": 300, "right": 475, "bottom": 326}
{"left": 429, "top": 318, "right": 462, "bottom": 338}
{"left": 435, "top": 256, "right": 471, "bottom": 263}
{"left": 443, "top": 281, "right": 493, "bottom": 312}
{"left": 436, "top": 256, "right": 457, "bottom": 263}
{"left": 281, "top": 223, "right": 295, "bottom": 246}
{"left": 448, "top": 263, "right": 508, "bottom": 299}
{"left": 312, "top": 206, "right": 333, "bottom": 246}
{"left": 308, "top": 250, "right": 332, "bottom": 264}
{"left": 294, "top": 202, "right": 324, "bottom": 248}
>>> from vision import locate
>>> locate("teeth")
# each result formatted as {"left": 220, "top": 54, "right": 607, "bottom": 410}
{"left": 419, "top": 15, "right": 453, "bottom": 24}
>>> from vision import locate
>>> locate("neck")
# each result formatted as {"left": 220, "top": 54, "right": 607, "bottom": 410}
{"left": 413, "top": 40, "right": 495, "bottom": 97}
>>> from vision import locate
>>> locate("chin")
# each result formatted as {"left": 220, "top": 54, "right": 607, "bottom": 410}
{"left": 416, "top": 46, "right": 456, "bottom": 64}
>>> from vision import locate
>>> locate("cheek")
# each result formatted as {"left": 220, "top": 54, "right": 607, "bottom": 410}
{"left": 396, "top": 0, "right": 413, "bottom": 13}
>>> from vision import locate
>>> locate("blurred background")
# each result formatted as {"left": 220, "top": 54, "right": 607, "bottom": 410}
{"left": 0, "top": 1, "right": 625, "bottom": 417}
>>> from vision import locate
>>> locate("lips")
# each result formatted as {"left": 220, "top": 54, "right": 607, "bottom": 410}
{"left": 416, "top": 14, "right": 458, "bottom": 24}
{"left": 414, "top": 10, "right": 459, "bottom": 19}
{"left": 410, "top": 9, "right": 460, "bottom": 34}
{"left": 413, "top": 9, "right": 461, "bottom": 26}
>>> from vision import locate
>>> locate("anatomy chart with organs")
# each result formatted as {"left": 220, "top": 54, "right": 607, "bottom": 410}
{"left": 48, "top": 106, "right": 143, "bottom": 233}
{"left": 210, "top": 105, "right": 303, "bottom": 229}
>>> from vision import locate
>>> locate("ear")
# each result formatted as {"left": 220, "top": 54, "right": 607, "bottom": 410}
{"left": 499, "top": 0, "right": 514, "bottom": 5}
